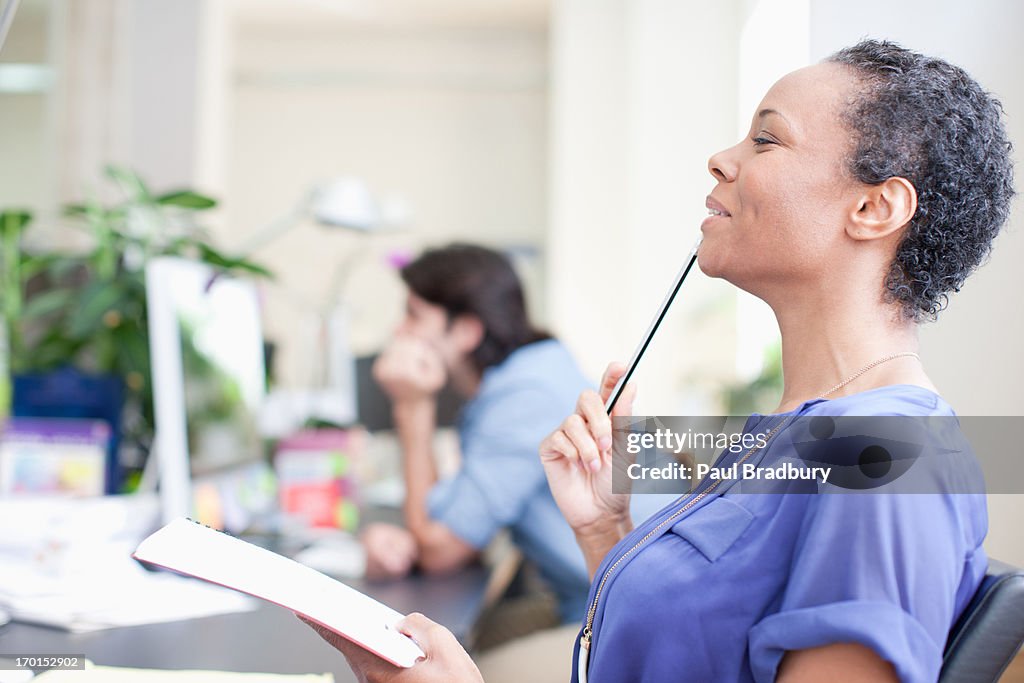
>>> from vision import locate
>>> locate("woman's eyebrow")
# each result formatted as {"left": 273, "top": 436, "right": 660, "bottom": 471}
{"left": 758, "top": 108, "right": 788, "bottom": 124}
{"left": 756, "top": 108, "right": 797, "bottom": 138}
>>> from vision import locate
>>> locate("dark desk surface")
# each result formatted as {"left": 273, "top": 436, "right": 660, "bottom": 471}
{"left": 0, "top": 567, "right": 490, "bottom": 681}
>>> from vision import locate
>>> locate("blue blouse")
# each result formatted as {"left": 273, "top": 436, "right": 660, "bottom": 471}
{"left": 570, "top": 385, "right": 988, "bottom": 683}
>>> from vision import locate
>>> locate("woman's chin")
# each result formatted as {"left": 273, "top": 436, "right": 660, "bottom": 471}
{"left": 696, "top": 248, "right": 728, "bottom": 279}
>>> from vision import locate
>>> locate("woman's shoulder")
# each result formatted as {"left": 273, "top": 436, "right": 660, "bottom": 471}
{"left": 785, "top": 383, "right": 986, "bottom": 501}
{"left": 797, "top": 383, "right": 955, "bottom": 418}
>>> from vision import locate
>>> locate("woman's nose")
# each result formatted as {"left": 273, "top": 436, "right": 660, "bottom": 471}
{"left": 707, "top": 145, "right": 738, "bottom": 183}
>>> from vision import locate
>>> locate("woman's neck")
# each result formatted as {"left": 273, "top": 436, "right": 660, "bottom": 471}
{"left": 771, "top": 292, "right": 934, "bottom": 414}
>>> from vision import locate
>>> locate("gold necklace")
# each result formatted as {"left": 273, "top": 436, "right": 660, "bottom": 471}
{"left": 815, "top": 351, "right": 921, "bottom": 399}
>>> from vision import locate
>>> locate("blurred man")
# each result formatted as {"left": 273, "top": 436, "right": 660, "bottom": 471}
{"left": 361, "top": 243, "right": 591, "bottom": 625}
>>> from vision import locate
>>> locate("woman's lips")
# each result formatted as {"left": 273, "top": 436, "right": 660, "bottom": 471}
{"left": 705, "top": 195, "right": 732, "bottom": 216}
{"left": 702, "top": 196, "right": 732, "bottom": 231}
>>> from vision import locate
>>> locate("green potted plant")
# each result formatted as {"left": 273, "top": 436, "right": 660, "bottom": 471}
{"left": 2, "top": 166, "right": 271, "bottom": 491}
{"left": 0, "top": 209, "right": 32, "bottom": 417}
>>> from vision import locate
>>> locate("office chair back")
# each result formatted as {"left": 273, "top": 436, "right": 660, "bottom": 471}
{"left": 940, "top": 559, "right": 1024, "bottom": 683}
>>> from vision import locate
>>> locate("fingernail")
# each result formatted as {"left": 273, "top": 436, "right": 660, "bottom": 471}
{"left": 599, "top": 436, "right": 612, "bottom": 450}
{"left": 588, "top": 458, "right": 602, "bottom": 473}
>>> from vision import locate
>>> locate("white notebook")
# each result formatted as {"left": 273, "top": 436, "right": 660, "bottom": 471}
{"left": 132, "top": 518, "right": 425, "bottom": 668}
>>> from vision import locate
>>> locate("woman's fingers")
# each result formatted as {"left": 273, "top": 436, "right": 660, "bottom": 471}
{"left": 539, "top": 428, "right": 578, "bottom": 465}
{"left": 576, "top": 390, "right": 612, "bottom": 454}
{"left": 396, "top": 612, "right": 450, "bottom": 656}
{"left": 598, "top": 362, "right": 637, "bottom": 419}
{"left": 299, "top": 615, "right": 355, "bottom": 655}
{"left": 598, "top": 362, "right": 628, "bottom": 403}
{"left": 396, "top": 613, "right": 484, "bottom": 682}
{"left": 563, "top": 413, "right": 602, "bottom": 472}
{"left": 540, "top": 363, "right": 638, "bottom": 474}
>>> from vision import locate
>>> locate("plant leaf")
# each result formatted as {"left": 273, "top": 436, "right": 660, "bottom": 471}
{"left": 67, "top": 282, "right": 124, "bottom": 338}
{"left": 19, "top": 331, "right": 85, "bottom": 372}
{"left": 22, "top": 288, "right": 75, "bottom": 319}
{"left": 196, "top": 243, "right": 274, "bottom": 279}
{"left": 0, "top": 210, "right": 32, "bottom": 235}
{"left": 113, "top": 324, "right": 150, "bottom": 379}
{"left": 104, "top": 165, "right": 152, "bottom": 203}
{"left": 18, "top": 253, "right": 59, "bottom": 280}
{"left": 155, "top": 190, "right": 217, "bottom": 210}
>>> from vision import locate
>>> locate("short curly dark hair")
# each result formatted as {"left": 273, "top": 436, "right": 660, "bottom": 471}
{"left": 828, "top": 40, "right": 1015, "bottom": 320}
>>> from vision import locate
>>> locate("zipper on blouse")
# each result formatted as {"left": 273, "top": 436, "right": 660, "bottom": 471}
{"left": 576, "top": 417, "right": 791, "bottom": 682}
{"left": 578, "top": 628, "right": 591, "bottom": 683}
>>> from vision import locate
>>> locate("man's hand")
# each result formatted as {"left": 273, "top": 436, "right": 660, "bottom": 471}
{"left": 361, "top": 523, "right": 418, "bottom": 579}
{"left": 373, "top": 337, "right": 447, "bottom": 404}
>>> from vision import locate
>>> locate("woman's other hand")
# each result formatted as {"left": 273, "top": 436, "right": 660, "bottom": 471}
{"left": 539, "top": 363, "right": 636, "bottom": 544}
{"left": 361, "top": 523, "right": 418, "bottom": 579}
{"left": 301, "top": 613, "right": 484, "bottom": 683}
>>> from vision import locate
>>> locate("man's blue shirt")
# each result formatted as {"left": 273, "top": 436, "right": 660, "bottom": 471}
{"left": 427, "top": 339, "right": 592, "bottom": 622}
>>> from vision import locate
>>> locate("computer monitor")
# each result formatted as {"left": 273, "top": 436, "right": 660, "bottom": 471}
{"left": 146, "top": 257, "right": 266, "bottom": 524}
{"left": 355, "top": 355, "right": 464, "bottom": 431}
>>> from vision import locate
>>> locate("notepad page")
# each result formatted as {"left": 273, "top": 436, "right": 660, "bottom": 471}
{"left": 132, "top": 518, "right": 424, "bottom": 667}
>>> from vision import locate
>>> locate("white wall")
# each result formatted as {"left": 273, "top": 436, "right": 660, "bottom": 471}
{"left": 224, "top": 21, "right": 550, "bottom": 387}
{"left": 546, "top": 0, "right": 741, "bottom": 411}
{"left": 51, "top": 0, "right": 226, "bottom": 203}
{"left": 0, "top": 0, "right": 55, "bottom": 216}
{"left": 0, "top": 0, "right": 230, "bottom": 259}
{"left": 807, "top": 0, "right": 1024, "bottom": 571}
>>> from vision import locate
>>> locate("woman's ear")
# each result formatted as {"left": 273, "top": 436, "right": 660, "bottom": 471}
{"left": 846, "top": 176, "right": 918, "bottom": 241}
{"left": 449, "top": 314, "right": 485, "bottom": 354}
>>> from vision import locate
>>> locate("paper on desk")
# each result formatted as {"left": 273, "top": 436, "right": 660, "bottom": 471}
{"left": 34, "top": 662, "right": 332, "bottom": 683}
{"left": 133, "top": 518, "right": 425, "bottom": 668}
{"left": 0, "top": 541, "right": 255, "bottom": 632}
{"left": 0, "top": 665, "right": 34, "bottom": 683}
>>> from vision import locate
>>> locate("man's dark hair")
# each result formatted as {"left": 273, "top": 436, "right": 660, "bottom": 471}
{"left": 400, "top": 243, "right": 549, "bottom": 373}
{"left": 828, "top": 40, "right": 1015, "bottom": 320}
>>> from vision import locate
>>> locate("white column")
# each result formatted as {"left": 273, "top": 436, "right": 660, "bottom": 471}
{"left": 122, "top": 0, "right": 228, "bottom": 193}
{"left": 546, "top": 0, "right": 740, "bottom": 410}
{"left": 55, "top": 0, "right": 229, "bottom": 201}
{"left": 546, "top": 0, "right": 630, "bottom": 379}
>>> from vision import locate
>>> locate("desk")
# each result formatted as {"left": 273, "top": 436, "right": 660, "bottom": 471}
{"left": 0, "top": 567, "right": 490, "bottom": 681}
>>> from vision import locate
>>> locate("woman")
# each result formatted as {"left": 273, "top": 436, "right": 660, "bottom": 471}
{"left": 304, "top": 40, "right": 1014, "bottom": 683}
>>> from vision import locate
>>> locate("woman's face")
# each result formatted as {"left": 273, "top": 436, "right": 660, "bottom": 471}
{"left": 699, "top": 62, "right": 864, "bottom": 300}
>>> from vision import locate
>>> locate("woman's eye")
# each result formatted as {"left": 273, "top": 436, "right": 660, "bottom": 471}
{"left": 752, "top": 136, "right": 776, "bottom": 147}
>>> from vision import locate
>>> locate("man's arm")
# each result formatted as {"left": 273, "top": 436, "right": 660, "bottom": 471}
{"left": 394, "top": 398, "right": 478, "bottom": 574}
